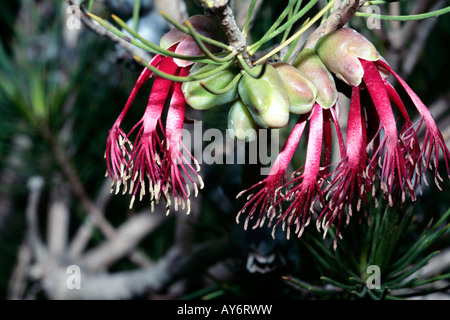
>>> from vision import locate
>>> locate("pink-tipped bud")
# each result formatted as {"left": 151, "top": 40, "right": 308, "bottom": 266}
{"left": 292, "top": 49, "right": 337, "bottom": 109}
{"left": 315, "top": 28, "right": 380, "bottom": 87}
{"left": 273, "top": 62, "right": 317, "bottom": 115}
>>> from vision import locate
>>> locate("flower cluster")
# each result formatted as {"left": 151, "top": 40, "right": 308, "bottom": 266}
{"left": 235, "top": 28, "right": 450, "bottom": 247}
{"left": 105, "top": 16, "right": 224, "bottom": 214}
{"left": 105, "top": 10, "right": 449, "bottom": 247}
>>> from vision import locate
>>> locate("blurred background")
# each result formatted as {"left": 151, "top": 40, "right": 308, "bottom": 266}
{"left": 0, "top": 0, "right": 449, "bottom": 300}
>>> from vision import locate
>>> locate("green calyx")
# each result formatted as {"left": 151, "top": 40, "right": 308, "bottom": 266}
{"left": 292, "top": 49, "right": 337, "bottom": 109}
{"left": 273, "top": 62, "right": 317, "bottom": 115}
{"left": 315, "top": 28, "right": 380, "bottom": 87}
{"left": 238, "top": 64, "right": 290, "bottom": 129}
{"left": 227, "top": 99, "right": 258, "bottom": 142}
{"left": 182, "top": 63, "right": 240, "bottom": 110}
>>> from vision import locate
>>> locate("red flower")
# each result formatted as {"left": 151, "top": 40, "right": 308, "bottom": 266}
{"left": 160, "top": 67, "right": 203, "bottom": 215}
{"left": 273, "top": 104, "right": 329, "bottom": 239}
{"left": 314, "top": 28, "right": 450, "bottom": 243}
{"left": 236, "top": 112, "right": 309, "bottom": 230}
{"left": 105, "top": 15, "right": 225, "bottom": 212}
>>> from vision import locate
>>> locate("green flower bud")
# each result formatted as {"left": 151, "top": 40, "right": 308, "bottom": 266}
{"left": 315, "top": 28, "right": 380, "bottom": 87}
{"left": 227, "top": 99, "right": 258, "bottom": 142}
{"left": 292, "top": 49, "right": 337, "bottom": 109}
{"left": 182, "top": 63, "right": 240, "bottom": 110}
{"left": 273, "top": 62, "right": 317, "bottom": 115}
{"left": 238, "top": 64, "right": 290, "bottom": 129}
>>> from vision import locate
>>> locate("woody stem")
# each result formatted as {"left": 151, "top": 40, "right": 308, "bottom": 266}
{"left": 200, "top": 0, "right": 253, "bottom": 68}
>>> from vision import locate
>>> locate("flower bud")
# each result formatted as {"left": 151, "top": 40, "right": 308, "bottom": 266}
{"left": 272, "top": 62, "right": 317, "bottom": 115}
{"left": 315, "top": 28, "right": 380, "bottom": 87}
{"left": 160, "top": 15, "right": 226, "bottom": 67}
{"left": 238, "top": 64, "right": 290, "bottom": 129}
{"left": 292, "top": 49, "right": 337, "bottom": 109}
{"left": 227, "top": 99, "right": 258, "bottom": 142}
{"left": 182, "top": 63, "right": 240, "bottom": 110}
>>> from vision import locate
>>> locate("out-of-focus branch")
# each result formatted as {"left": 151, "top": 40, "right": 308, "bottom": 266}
{"left": 8, "top": 240, "right": 33, "bottom": 300}
{"left": 400, "top": 0, "right": 445, "bottom": 78}
{"left": 42, "top": 237, "right": 232, "bottom": 299}
{"left": 0, "top": 134, "right": 32, "bottom": 230}
{"left": 46, "top": 175, "right": 70, "bottom": 255}
{"left": 41, "top": 125, "right": 151, "bottom": 267}
{"left": 82, "top": 212, "right": 166, "bottom": 271}
{"left": 65, "top": 0, "right": 152, "bottom": 62}
{"left": 25, "top": 176, "right": 47, "bottom": 259}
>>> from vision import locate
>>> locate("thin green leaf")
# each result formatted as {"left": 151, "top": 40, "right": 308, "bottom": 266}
{"left": 282, "top": 276, "right": 334, "bottom": 294}
{"left": 160, "top": 11, "right": 231, "bottom": 51}
{"left": 132, "top": 0, "right": 140, "bottom": 31}
{"left": 355, "top": 6, "right": 450, "bottom": 21}
{"left": 87, "top": 0, "right": 94, "bottom": 12}
{"left": 134, "top": 55, "right": 234, "bottom": 82}
{"left": 200, "top": 72, "right": 242, "bottom": 95}
{"left": 110, "top": 14, "right": 221, "bottom": 64}
{"left": 238, "top": 56, "right": 266, "bottom": 78}
{"left": 253, "top": 0, "right": 335, "bottom": 65}
{"left": 384, "top": 251, "right": 440, "bottom": 287}
{"left": 320, "top": 276, "right": 356, "bottom": 290}
{"left": 242, "top": 0, "right": 258, "bottom": 38}
{"left": 249, "top": 0, "right": 316, "bottom": 54}
{"left": 185, "top": 20, "right": 236, "bottom": 63}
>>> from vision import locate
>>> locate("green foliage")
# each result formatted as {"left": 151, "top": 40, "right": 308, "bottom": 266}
{"left": 285, "top": 202, "right": 450, "bottom": 299}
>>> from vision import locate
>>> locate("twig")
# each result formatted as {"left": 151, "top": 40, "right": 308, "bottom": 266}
{"left": 82, "top": 212, "right": 166, "bottom": 270}
{"left": 201, "top": 0, "right": 253, "bottom": 67}
{"left": 303, "top": 0, "right": 365, "bottom": 49}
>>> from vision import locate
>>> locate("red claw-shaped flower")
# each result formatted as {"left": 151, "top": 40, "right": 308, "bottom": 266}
{"left": 236, "top": 113, "right": 309, "bottom": 230}
{"left": 160, "top": 68, "right": 204, "bottom": 215}
{"left": 314, "top": 28, "right": 450, "bottom": 240}
{"left": 105, "top": 15, "right": 225, "bottom": 212}
{"left": 273, "top": 104, "right": 327, "bottom": 239}
{"left": 318, "top": 87, "right": 371, "bottom": 249}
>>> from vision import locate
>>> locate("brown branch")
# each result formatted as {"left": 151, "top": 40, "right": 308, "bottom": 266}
{"left": 201, "top": 0, "right": 253, "bottom": 67}
{"left": 303, "top": 0, "right": 365, "bottom": 49}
